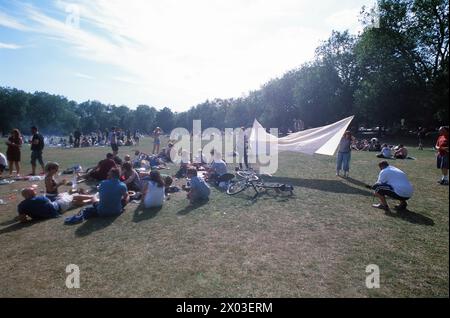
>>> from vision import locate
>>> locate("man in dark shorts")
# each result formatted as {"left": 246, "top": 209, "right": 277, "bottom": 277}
{"left": 30, "top": 126, "right": 45, "bottom": 176}
{"left": 435, "top": 126, "right": 449, "bottom": 185}
{"left": 371, "top": 161, "right": 414, "bottom": 212}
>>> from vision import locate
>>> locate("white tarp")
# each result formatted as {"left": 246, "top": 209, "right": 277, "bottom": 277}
{"left": 249, "top": 115, "right": 354, "bottom": 156}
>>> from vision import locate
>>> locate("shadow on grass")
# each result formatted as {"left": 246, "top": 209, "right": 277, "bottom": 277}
{"left": 75, "top": 215, "right": 119, "bottom": 237}
{"left": 0, "top": 219, "right": 45, "bottom": 235}
{"left": 385, "top": 209, "right": 435, "bottom": 226}
{"left": 266, "top": 176, "right": 373, "bottom": 197}
{"left": 177, "top": 199, "right": 209, "bottom": 215}
{"left": 345, "top": 177, "right": 372, "bottom": 188}
{"left": 133, "top": 203, "right": 163, "bottom": 223}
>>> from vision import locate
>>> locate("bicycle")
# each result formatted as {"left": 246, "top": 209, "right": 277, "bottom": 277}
{"left": 227, "top": 170, "right": 294, "bottom": 199}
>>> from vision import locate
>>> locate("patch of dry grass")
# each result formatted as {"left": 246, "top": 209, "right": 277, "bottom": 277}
{"left": 0, "top": 137, "right": 448, "bottom": 297}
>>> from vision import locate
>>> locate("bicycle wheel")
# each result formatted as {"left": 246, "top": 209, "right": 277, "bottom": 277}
{"left": 227, "top": 179, "right": 248, "bottom": 195}
{"left": 237, "top": 170, "right": 259, "bottom": 181}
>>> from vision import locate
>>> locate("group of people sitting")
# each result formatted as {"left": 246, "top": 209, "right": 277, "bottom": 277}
{"left": 16, "top": 145, "right": 234, "bottom": 224}
{"left": 351, "top": 138, "right": 382, "bottom": 151}
{"left": 376, "top": 144, "right": 409, "bottom": 159}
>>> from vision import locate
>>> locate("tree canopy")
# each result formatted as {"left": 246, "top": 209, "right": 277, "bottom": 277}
{"left": 1, "top": 0, "right": 448, "bottom": 135}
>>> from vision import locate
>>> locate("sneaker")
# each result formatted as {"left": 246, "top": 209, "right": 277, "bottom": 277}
{"left": 438, "top": 180, "right": 449, "bottom": 185}
{"left": 372, "top": 203, "right": 390, "bottom": 211}
{"left": 394, "top": 202, "right": 408, "bottom": 210}
{"left": 64, "top": 214, "right": 84, "bottom": 225}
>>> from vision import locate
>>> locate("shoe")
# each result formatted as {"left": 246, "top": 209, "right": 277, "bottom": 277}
{"left": 438, "top": 180, "right": 449, "bottom": 185}
{"left": 372, "top": 203, "right": 390, "bottom": 211}
{"left": 64, "top": 214, "right": 84, "bottom": 224}
{"left": 394, "top": 202, "right": 408, "bottom": 210}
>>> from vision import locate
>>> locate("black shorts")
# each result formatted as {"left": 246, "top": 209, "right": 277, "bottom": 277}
{"left": 31, "top": 150, "right": 44, "bottom": 165}
{"left": 437, "top": 154, "right": 449, "bottom": 169}
{"left": 373, "top": 184, "right": 409, "bottom": 201}
{"left": 111, "top": 143, "right": 119, "bottom": 152}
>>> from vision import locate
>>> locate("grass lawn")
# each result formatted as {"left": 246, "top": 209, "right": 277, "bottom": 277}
{"left": 0, "top": 137, "right": 448, "bottom": 297}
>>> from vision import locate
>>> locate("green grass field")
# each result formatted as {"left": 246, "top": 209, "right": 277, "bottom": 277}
{"left": 0, "top": 137, "right": 448, "bottom": 297}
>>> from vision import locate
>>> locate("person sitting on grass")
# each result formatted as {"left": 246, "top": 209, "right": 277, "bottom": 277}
{"left": 175, "top": 150, "right": 191, "bottom": 178}
{"left": 185, "top": 168, "right": 210, "bottom": 204}
{"left": 371, "top": 161, "right": 414, "bottom": 212}
{"left": 86, "top": 153, "right": 117, "bottom": 181}
{"left": 142, "top": 170, "right": 165, "bottom": 208}
{"left": 394, "top": 144, "right": 408, "bottom": 159}
{"left": 121, "top": 162, "right": 142, "bottom": 192}
{"left": 376, "top": 144, "right": 393, "bottom": 159}
{"left": 193, "top": 148, "right": 208, "bottom": 168}
{"left": 44, "top": 162, "right": 67, "bottom": 202}
{"left": 0, "top": 152, "right": 6, "bottom": 177}
{"left": 18, "top": 186, "right": 95, "bottom": 223}
{"left": 64, "top": 168, "right": 129, "bottom": 224}
{"left": 206, "top": 150, "right": 228, "bottom": 181}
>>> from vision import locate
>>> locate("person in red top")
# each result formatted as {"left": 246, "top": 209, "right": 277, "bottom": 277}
{"left": 435, "top": 126, "right": 449, "bottom": 185}
{"left": 87, "top": 153, "right": 117, "bottom": 181}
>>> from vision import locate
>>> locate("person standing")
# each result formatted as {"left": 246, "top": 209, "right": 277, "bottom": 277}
{"left": 74, "top": 129, "right": 81, "bottom": 148}
{"left": 152, "top": 127, "right": 162, "bottom": 154}
{"left": 435, "top": 126, "right": 449, "bottom": 185}
{"left": 109, "top": 127, "right": 119, "bottom": 156}
{"left": 30, "top": 126, "right": 45, "bottom": 176}
{"left": 336, "top": 131, "right": 353, "bottom": 178}
{"left": 5, "top": 128, "right": 23, "bottom": 177}
{"left": 417, "top": 127, "right": 426, "bottom": 150}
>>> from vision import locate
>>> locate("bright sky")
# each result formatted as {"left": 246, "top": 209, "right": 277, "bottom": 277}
{"left": 0, "top": 0, "right": 376, "bottom": 112}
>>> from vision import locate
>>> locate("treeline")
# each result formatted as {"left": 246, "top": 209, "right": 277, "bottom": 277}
{"left": 0, "top": 0, "right": 448, "bottom": 136}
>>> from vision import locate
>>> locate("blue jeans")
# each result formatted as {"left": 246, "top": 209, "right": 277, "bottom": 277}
{"left": 337, "top": 152, "right": 351, "bottom": 172}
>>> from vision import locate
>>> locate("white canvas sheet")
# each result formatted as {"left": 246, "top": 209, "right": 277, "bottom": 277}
{"left": 249, "top": 116, "right": 354, "bottom": 156}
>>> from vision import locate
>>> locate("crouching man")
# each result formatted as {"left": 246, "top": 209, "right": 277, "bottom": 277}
{"left": 371, "top": 161, "right": 414, "bottom": 212}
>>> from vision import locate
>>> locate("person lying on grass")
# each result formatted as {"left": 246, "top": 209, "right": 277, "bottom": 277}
{"left": 185, "top": 168, "right": 210, "bottom": 204}
{"left": 371, "top": 161, "right": 414, "bottom": 212}
{"left": 44, "top": 162, "right": 67, "bottom": 202}
{"left": 64, "top": 168, "right": 129, "bottom": 224}
{"left": 17, "top": 186, "right": 95, "bottom": 223}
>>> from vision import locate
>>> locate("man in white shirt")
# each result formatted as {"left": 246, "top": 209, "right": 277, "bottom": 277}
{"left": 371, "top": 161, "right": 414, "bottom": 211}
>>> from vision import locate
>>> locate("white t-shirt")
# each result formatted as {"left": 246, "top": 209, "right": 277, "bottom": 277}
{"left": 0, "top": 152, "right": 6, "bottom": 166}
{"left": 376, "top": 166, "right": 414, "bottom": 198}
{"left": 143, "top": 181, "right": 165, "bottom": 208}
{"left": 381, "top": 147, "right": 392, "bottom": 158}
